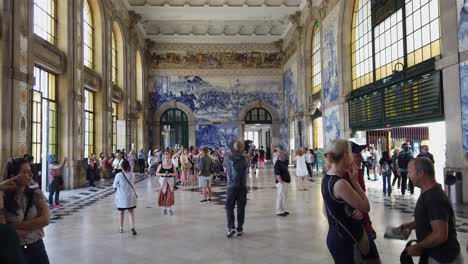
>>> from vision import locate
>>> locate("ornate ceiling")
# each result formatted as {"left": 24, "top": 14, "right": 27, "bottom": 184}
{"left": 123, "top": 0, "right": 323, "bottom": 43}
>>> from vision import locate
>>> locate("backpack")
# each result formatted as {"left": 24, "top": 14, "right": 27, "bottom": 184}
{"left": 398, "top": 152, "right": 411, "bottom": 169}
{"left": 382, "top": 161, "right": 391, "bottom": 174}
{"left": 81, "top": 158, "right": 89, "bottom": 170}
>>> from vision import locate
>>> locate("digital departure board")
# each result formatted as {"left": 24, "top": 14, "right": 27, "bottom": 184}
{"left": 348, "top": 71, "right": 443, "bottom": 130}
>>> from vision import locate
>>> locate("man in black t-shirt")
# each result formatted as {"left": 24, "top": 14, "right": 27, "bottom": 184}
{"left": 399, "top": 158, "right": 462, "bottom": 263}
{"left": 274, "top": 150, "right": 291, "bottom": 217}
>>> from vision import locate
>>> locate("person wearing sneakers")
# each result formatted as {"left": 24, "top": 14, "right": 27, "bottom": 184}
{"left": 113, "top": 160, "right": 138, "bottom": 235}
{"left": 199, "top": 147, "right": 213, "bottom": 203}
{"left": 47, "top": 154, "right": 66, "bottom": 208}
{"left": 274, "top": 150, "right": 291, "bottom": 217}
{"left": 224, "top": 141, "right": 249, "bottom": 238}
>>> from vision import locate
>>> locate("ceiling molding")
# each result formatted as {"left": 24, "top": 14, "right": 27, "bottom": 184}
{"left": 122, "top": 0, "right": 324, "bottom": 43}
{"left": 151, "top": 42, "right": 281, "bottom": 52}
{"left": 127, "top": 0, "right": 302, "bottom": 7}
{"left": 149, "top": 68, "right": 283, "bottom": 76}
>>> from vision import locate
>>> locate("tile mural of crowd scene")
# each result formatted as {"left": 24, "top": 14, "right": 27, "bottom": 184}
{"left": 151, "top": 75, "right": 282, "bottom": 122}
{"left": 458, "top": 0, "right": 468, "bottom": 52}
{"left": 324, "top": 105, "right": 341, "bottom": 145}
{"left": 322, "top": 4, "right": 340, "bottom": 104}
{"left": 150, "top": 51, "right": 282, "bottom": 69}
{"left": 283, "top": 64, "right": 299, "bottom": 117}
{"left": 196, "top": 125, "right": 239, "bottom": 149}
{"left": 460, "top": 61, "right": 468, "bottom": 152}
{"left": 279, "top": 123, "right": 289, "bottom": 151}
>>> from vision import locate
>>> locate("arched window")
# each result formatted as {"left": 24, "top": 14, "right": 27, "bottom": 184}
{"left": 245, "top": 108, "right": 272, "bottom": 124}
{"left": 311, "top": 22, "right": 321, "bottom": 95}
{"left": 111, "top": 30, "right": 117, "bottom": 85}
{"left": 33, "top": 0, "right": 56, "bottom": 44}
{"left": 83, "top": 0, "right": 94, "bottom": 68}
{"left": 351, "top": 0, "right": 441, "bottom": 90}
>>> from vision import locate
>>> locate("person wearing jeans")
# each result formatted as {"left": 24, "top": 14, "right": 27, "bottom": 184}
{"left": 274, "top": 150, "right": 291, "bottom": 216}
{"left": 398, "top": 143, "right": 414, "bottom": 195}
{"left": 47, "top": 155, "right": 66, "bottom": 208}
{"left": 378, "top": 151, "right": 393, "bottom": 196}
{"left": 224, "top": 141, "right": 249, "bottom": 238}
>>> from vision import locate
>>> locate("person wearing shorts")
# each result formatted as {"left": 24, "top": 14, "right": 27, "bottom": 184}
{"left": 199, "top": 147, "right": 212, "bottom": 202}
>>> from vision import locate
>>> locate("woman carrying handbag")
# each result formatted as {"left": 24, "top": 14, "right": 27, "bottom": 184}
{"left": 113, "top": 160, "right": 138, "bottom": 235}
{"left": 321, "top": 139, "right": 371, "bottom": 263}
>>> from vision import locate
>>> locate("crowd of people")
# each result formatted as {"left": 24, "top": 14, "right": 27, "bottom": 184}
{"left": 0, "top": 138, "right": 464, "bottom": 264}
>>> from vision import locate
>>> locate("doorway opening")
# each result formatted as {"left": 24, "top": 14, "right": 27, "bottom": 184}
{"left": 244, "top": 108, "right": 273, "bottom": 159}
{"left": 160, "top": 109, "right": 189, "bottom": 149}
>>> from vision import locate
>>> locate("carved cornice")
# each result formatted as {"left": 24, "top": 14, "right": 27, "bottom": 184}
{"left": 112, "top": 85, "right": 123, "bottom": 102}
{"left": 288, "top": 11, "right": 301, "bottom": 27}
{"left": 128, "top": 11, "right": 142, "bottom": 27}
{"left": 151, "top": 42, "right": 280, "bottom": 53}
{"left": 149, "top": 68, "right": 283, "bottom": 77}
{"left": 320, "top": 0, "right": 340, "bottom": 20}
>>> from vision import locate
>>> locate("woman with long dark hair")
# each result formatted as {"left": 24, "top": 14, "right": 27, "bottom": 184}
{"left": 3, "top": 158, "right": 51, "bottom": 264}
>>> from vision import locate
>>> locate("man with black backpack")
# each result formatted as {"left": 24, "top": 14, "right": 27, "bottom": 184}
{"left": 223, "top": 141, "right": 249, "bottom": 238}
{"left": 398, "top": 143, "right": 414, "bottom": 195}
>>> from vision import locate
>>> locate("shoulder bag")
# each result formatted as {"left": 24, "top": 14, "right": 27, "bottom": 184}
{"left": 121, "top": 173, "right": 139, "bottom": 199}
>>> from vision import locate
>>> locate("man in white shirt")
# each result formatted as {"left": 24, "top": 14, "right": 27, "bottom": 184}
{"left": 361, "top": 148, "right": 371, "bottom": 180}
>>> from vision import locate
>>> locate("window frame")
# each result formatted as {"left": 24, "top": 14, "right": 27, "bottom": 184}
{"left": 84, "top": 89, "right": 95, "bottom": 158}
{"left": 33, "top": 0, "right": 57, "bottom": 44}
{"left": 112, "top": 31, "right": 118, "bottom": 85}
{"left": 32, "top": 66, "right": 58, "bottom": 164}
{"left": 311, "top": 22, "right": 322, "bottom": 95}
{"left": 83, "top": 0, "right": 94, "bottom": 69}
{"left": 350, "top": 0, "right": 441, "bottom": 91}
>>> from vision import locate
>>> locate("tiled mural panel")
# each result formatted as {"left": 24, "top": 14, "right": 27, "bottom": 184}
{"left": 151, "top": 75, "right": 282, "bottom": 122}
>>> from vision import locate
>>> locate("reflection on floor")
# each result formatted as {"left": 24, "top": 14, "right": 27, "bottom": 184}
{"left": 44, "top": 167, "right": 468, "bottom": 264}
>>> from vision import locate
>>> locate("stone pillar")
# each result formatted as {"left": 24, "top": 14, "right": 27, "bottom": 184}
{"left": 57, "top": 0, "right": 85, "bottom": 189}
{"left": 440, "top": 0, "right": 467, "bottom": 202}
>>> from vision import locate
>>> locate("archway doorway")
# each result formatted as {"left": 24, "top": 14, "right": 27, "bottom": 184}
{"left": 160, "top": 109, "right": 189, "bottom": 149}
{"left": 244, "top": 108, "right": 272, "bottom": 160}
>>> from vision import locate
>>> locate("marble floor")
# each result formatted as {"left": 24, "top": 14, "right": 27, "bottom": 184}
{"left": 44, "top": 167, "right": 468, "bottom": 264}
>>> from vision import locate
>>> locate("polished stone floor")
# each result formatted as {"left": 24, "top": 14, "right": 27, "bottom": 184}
{"left": 44, "top": 167, "right": 468, "bottom": 264}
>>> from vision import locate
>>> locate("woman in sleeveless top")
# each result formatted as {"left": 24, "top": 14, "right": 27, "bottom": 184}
{"left": 321, "top": 139, "right": 371, "bottom": 264}
{"left": 157, "top": 152, "right": 177, "bottom": 215}
{"left": 295, "top": 148, "right": 309, "bottom": 190}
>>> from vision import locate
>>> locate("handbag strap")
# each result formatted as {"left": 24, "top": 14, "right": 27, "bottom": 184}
{"left": 323, "top": 177, "right": 362, "bottom": 251}
{"left": 121, "top": 173, "right": 138, "bottom": 199}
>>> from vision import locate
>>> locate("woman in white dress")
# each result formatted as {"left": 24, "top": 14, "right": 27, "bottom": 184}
{"left": 113, "top": 160, "right": 137, "bottom": 235}
{"left": 295, "top": 148, "right": 309, "bottom": 190}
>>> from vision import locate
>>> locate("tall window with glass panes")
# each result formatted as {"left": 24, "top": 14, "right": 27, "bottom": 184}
{"left": 84, "top": 90, "right": 95, "bottom": 158}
